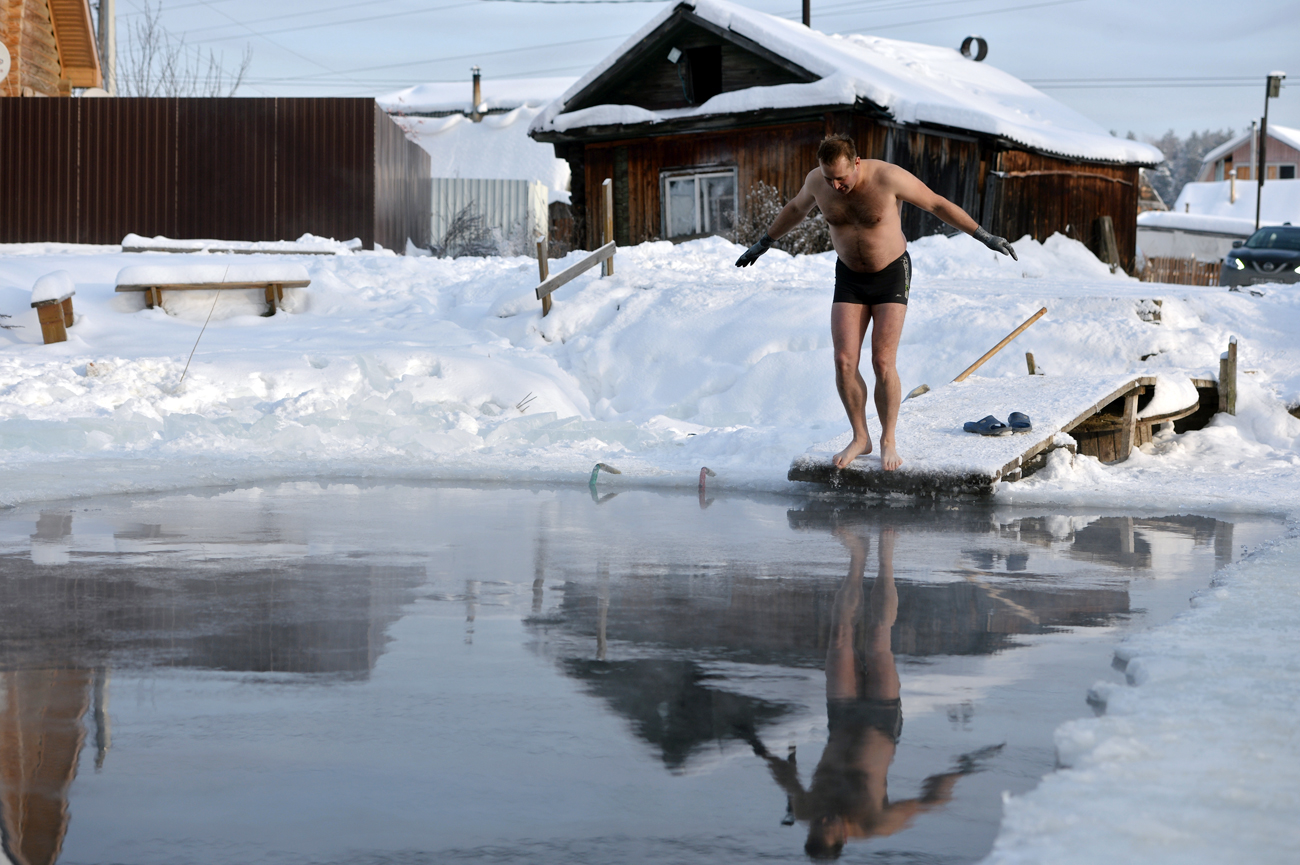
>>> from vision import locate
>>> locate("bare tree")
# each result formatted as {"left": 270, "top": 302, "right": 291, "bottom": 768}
{"left": 118, "top": 2, "right": 252, "bottom": 97}
{"left": 730, "top": 181, "right": 832, "bottom": 255}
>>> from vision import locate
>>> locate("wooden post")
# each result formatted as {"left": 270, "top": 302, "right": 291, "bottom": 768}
{"left": 602, "top": 178, "right": 614, "bottom": 277}
{"left": 1119, "top": 386, "right": 1141, "bottom": 460}
{"left": 34, "top": 302, "right": 68, "bottom": 344}
{"left": 1025, "top": 352, "right": 1036, "bottom": 375}
{"left": 1096, "top": 215, "right": 1120, "bottom": 272}
{"left": 60, "top": 297, "right": 74, "bottom": 327}
{"left": 537, "top": 237, "right": 551, "bottom": 317}
{"left": 1219, "top": 337, "right": 1237, "bottom": 415}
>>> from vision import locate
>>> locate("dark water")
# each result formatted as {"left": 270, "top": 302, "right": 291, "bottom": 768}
{"left": 0, "top": 483, "right": 1284, "bottom": 864}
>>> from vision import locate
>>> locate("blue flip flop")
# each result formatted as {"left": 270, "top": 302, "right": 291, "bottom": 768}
{"left": 1008, "top": 412, "right": 1032, "bottom": 433}
{"left": 963, "top": 415, "right": 1012, "bottom": 436}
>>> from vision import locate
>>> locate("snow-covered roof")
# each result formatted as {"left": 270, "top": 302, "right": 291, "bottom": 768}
{"left": 378, "top": 77, "right": 576, "bottom": 115}
{"left": 531, "top": 0, "right": 1162, "bottom": 165}
{"left": 1140, "top": 179, "right": 1300, "bottom": 233}
{"left": 392, "top": 107, "right": 571, "bottom": 202}
{"left": 1200, "top": 124, "right": 1300, "bottom": 166}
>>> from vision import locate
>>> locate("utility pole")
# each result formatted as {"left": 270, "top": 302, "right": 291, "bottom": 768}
{"left": 97, "top": 0, "right": 116, "bottom": 94}
{"left": 1256, "top": 71, "right": 1286, "bottom": 230}
{"left": 802, "top": 0, "right": 810, "bottom": 27}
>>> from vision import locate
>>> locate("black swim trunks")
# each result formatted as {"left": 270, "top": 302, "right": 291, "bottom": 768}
{"left": 827, "top": 697, "right": 904, "bottom": 744}
{"left": 833, "top": 252, "right": 911, "bottom": 306}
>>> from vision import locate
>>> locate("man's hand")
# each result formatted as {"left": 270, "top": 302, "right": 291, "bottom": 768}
{"left": 973, "top": 226, "right": 1017, "bottom": 261}
{"left": 735, "top": 233, "right": 774, "bottom": 267}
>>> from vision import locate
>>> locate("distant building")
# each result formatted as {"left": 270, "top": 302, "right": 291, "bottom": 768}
{"left": 1198, "top": 124, "right": 1300, "bottom": 182}
{"left": 529, "top": 0, "right": 1162, "bottom": 271}
{"left": 379, "top": 75, "right": 576, "bottom": 252}
{"left": 1, "top": 0, "right": 102, "bottom": 97}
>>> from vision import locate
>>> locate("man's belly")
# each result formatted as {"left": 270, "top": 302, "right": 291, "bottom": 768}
{"left": 829, "top": 225, "right": 908, "bottom": 274}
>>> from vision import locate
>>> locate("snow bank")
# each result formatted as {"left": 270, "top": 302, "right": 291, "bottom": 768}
{"left": 115, "top": 262, "right": 310, "bottom": 286}
{"left": 30, "top": 270, "right": 75, "bottom": 304}
{"left": 1137, "top": 210, "right": 1255, "bottom": 237}
{"left": 2, "top": 230, "right": 1298, "bottom": 512}
{"left": 984, "top": 527, "right": 1300, "bottom": 865}
{"left": 534, "top": 0, "right": 1162, "bottom": 166}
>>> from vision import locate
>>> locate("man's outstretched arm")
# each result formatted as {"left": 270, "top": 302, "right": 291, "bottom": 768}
{"left": 735, "top": 178, "right": 818, "bottom": 267}
{"left": 883, "top": 164, "right": 1018, "bottom": 260}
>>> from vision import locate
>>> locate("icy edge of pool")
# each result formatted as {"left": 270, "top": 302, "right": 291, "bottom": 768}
{"left": 983, "top": 522, "right": 1300, "bottom": 865}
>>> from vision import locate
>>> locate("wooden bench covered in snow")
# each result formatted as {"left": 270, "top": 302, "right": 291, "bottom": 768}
{"left": 115, "top": 263, "right": 310, "bottom": 316}
{"left": 787, "top": 374, "right": 1197, "bottom": 496}
{"left": 30, "top": 271, "right": 77, "bottom": 345}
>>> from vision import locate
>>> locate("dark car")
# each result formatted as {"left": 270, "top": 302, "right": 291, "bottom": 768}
{"left": 1221, "top": 224, "right": 1300, "bottom": 288}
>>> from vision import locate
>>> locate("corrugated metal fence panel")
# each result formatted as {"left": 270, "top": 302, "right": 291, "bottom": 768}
{"left": 0, "top": 98, "right": 432, "bottom": 249}
{"left": 431, "top": 177, "right": 535, "bottom": 246}
{"left": 373, "top": 103, "right": 431, "bottom": 251}
{"left": 277, "top": 99, "right": 372, "bottom": 246}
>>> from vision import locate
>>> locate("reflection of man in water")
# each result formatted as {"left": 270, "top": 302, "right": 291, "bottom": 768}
{"left": 750, "top": 527, "right": 972, "bottom": 859}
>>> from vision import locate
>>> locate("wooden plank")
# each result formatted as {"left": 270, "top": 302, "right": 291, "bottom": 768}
{"left": 602, "top": 179, "right": 614, "bottom": 277}
{"left": 534, "top": 241, "right": 616, "bottom": 300}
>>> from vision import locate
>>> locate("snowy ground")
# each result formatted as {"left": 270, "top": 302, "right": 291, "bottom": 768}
{"left": 2, "top": 232, "right": 1299, "bottom": 862}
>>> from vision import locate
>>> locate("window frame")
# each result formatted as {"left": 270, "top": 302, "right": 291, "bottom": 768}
{"left": 659, "top": 165, "right": 738, "bottom": 241}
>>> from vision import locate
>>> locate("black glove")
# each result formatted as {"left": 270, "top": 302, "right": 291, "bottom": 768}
{"left": 974, "top": 226, "right": 1017, "bottom": 261}
{"left": 735, "top": 233, "right": 774, "bottom": 267}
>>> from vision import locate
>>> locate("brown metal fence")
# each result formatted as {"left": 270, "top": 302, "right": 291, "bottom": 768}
{"left": 0, "top": 98, "right": 430, "bottom": 250}
{"left": 1140, "top": 256, "right": 1221, "bottom": 286}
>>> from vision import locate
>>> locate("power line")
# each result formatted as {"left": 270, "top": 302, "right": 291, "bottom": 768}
{"left": 846, "top": 0, "right": 1087, "bottom": 32}
{"left": 187, "top": 2, "right": 481, "bottom": 44}
{"left": 180, "top": 0, "right": 413, "bottom": 37}
{"left": 246, "top": 32, "right": 627, "bottom": 84}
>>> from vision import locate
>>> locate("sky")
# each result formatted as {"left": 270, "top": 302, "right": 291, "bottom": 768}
{"left": 114, "top": 0, "right": 1299, "bottom": 139}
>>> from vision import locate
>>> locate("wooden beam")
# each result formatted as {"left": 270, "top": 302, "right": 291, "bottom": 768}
{"left": 1118, "top": 387, "right": 1140, "bottom": 460}
{"left": 953, "top": 308, "right": 1047, "bottom": 382}
{"left": 535, "top": 241, "right": 616, "bottom": 300}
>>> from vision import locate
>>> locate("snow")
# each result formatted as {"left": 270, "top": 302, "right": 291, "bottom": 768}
{"left": 30, "top": 269, "right": 75, "bottom": 305}
{"left": 115, "top": 262, "right": 311, "bottom": 286}
{"left": 984, "top": 527, "right": 1300, "bottom": 865}
{"left": 4, "top": 226, "right": 1300, "bottom": 862}
{"left": 393, "top": 106, "right": 571, "bottom": 204}
{"left": 121, "top": 233, "right": 362, "bottom": 254}
{"left": 1199, "top": 123, "right": 1300, "bottom": 169}
{"left": 377, "top": 76, "right": 575, "bottom": 115}
{"left": 532, "top": 0, "right": 1163, "bottom": 166}
{"left": 1136, "top": 373, "right": 1199, "bottom": 420}
{"left": 1165, "top": 179, "right": 1300, "bottom": 227}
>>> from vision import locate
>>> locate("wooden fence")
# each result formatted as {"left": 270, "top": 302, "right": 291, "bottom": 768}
{"left": 0, "top": 98, "right": 430, "bottom": 250}
{"left": 1140, "top": 256, "right": 1221, "bottom": 286}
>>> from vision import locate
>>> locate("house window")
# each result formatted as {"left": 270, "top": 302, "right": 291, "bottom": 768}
{"left": 1279, "top": 164, "right": 1297, "bottom": 180}
{"left": 660, "top": 167, "right": 737, "bottom": 239}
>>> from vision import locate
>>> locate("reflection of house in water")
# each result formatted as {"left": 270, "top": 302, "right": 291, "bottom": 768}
{"left": 0, "top": 513, "right": 427, "bottom": 865}
{"left": 529, "top": 506, "right": 1236, "bottom": 770}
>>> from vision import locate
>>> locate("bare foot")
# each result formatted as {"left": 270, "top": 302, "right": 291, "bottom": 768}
{"left": 880, "top": 441, "right": 904, "bottom": 471}
{"left": 832, "top": 435, "right": 873, "bottom": 468}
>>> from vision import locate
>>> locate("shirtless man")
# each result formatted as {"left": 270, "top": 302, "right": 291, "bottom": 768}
{"left": 735, "top": 135, "right": 1017, "bottom": 470}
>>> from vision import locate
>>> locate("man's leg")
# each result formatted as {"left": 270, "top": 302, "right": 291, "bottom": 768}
{"left": 831, "top": 301, "right": 872, "bottom": 468}
{"left": 868, "top": 303, "right": 907, "bottom": 471}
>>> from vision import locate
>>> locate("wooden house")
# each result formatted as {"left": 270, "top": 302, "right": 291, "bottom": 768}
{"left": 1, "top": 0, "right": 101, "bottom": 97}
{"left": 1198, "top": 124, "right": 1300, "bottom": 182}
{"left": 530, "top": 0, "right": 1162, "bottom": 272}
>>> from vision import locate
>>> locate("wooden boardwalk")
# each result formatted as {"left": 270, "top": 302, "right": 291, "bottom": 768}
{"left": 789, "top": 374, "right": 1160, "bottom": 496}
